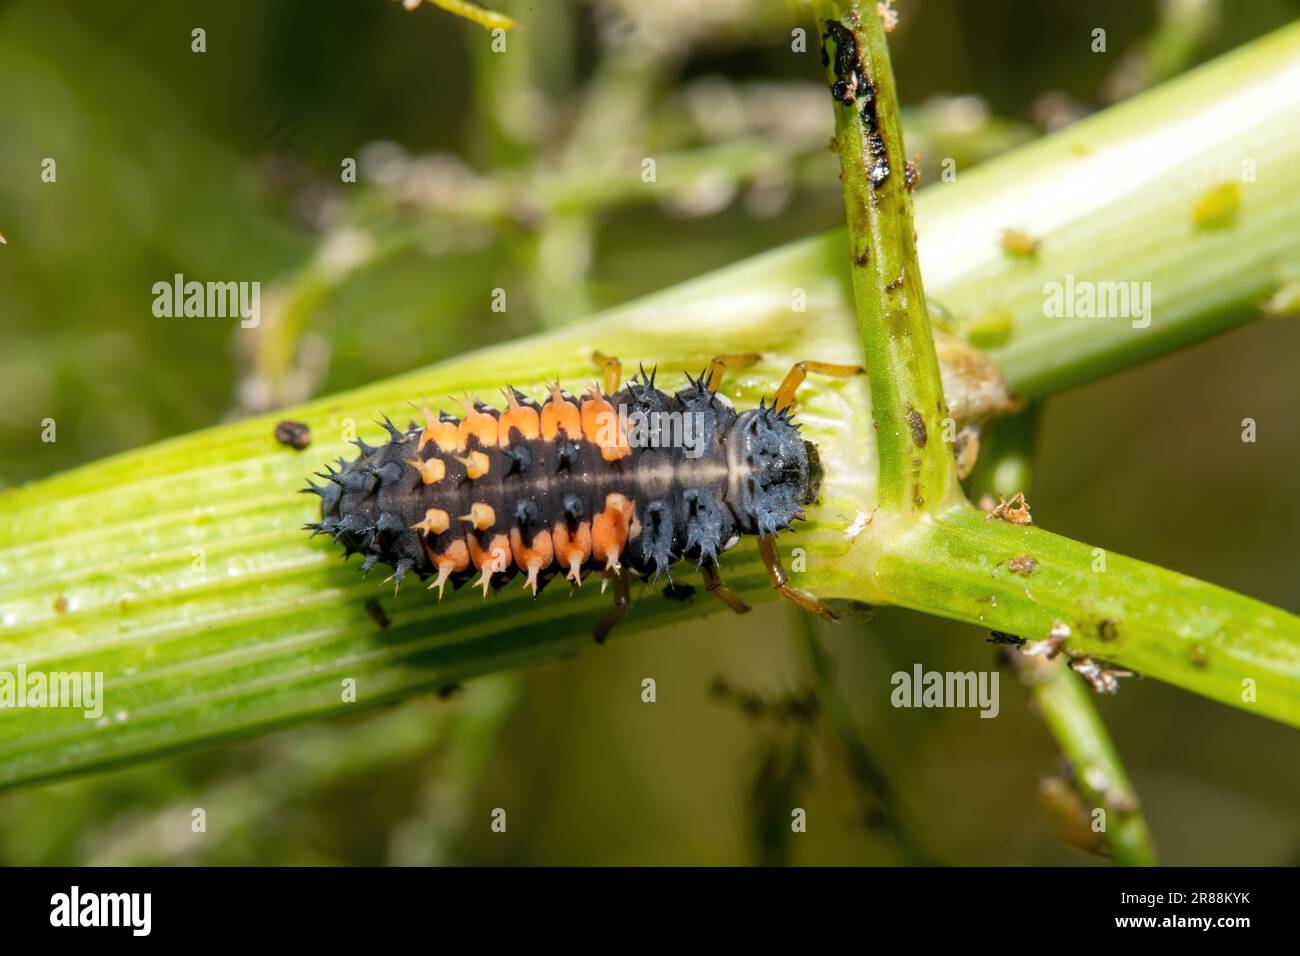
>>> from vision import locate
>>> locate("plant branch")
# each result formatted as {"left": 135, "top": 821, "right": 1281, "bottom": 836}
{"left": 819, "top": 5, "right": 1160, "bottom": 867}
{"left": 820, "top": 3, "right": 957, "bottom": 514}
{"left": 1013, "top": 653, "right": 1157, "bottom": 866}
{"left": 861, "top": 506, "right": 1300, "bottom": 727}
{"left": 970, "top": 408, "right": 1156, "bottom": 866}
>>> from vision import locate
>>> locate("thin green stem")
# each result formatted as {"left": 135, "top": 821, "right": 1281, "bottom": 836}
{"left": 818, "top": 6, "right": 1161, "bottom": 866}
{"left": 1017, "top": 656, "right": 1157, "bottom": 866}
{"left": 820, "top": 3, "right": 957, "bottom": 514}
{"left": 970, "top": 409, "right": 1156, "bottom": 866}
{"left": 865, "top": 506, "right": 1300, "bottom": 728}
{"left": 964, "top": 408, "right": 1039, "bottom": 503}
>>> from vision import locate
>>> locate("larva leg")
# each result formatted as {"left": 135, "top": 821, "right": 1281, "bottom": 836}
{"left": 427, "top": 0, "right": 517, "bottom": 32}
{"left": 700, "top": 562, "right": 752, "bottom": 614}
{"left": 593, "top": 565, "right": 632, "bottom": 644}
{"left": 758, "top": 534, "right": 837, "bottom": 622}
{"left": 591, "top": 351, "right": 623, "bottom": 395}
{"left": 703, "top": 353, "right": 761, "bottom": 393}
{"left": 773, "top": 360, "right": 864, "bottom": 413}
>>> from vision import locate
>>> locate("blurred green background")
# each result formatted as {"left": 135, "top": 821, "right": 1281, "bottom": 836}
{"left": 1, "top": 0, "right": 1297, "bottom": 864}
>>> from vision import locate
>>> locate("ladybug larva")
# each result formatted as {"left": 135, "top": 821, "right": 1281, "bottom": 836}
{"left": 304, "top": 353, "right": 862, "bottom": 642}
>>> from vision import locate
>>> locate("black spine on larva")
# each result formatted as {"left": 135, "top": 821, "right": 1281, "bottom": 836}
{"left": 305, "top": 369, "right": 814, "bottom": 590}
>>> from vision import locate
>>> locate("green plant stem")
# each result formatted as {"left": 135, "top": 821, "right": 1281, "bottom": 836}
{"left": 865, "top": 506, "right": 1300, "bottom": 727}
{"left": 822, "top": 3, "right": 1160, "bottom": 867}
{"left": 820, "top": 3, "right": 956, "bottom": 514}
{"left": 965, "top": 407, "right": 1038, "bottom": 502}
{"left": 969, "top": 408, "right": 1156, "bottom": 866}
{"left": 1022, "top": 658, "right": 1156, "bottom": 866}
{"left": 775, "top": 17, "right": 1300, "bottom": 400}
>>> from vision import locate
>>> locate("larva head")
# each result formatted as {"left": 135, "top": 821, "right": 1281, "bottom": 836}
{"left": 725, "top": 404, "right": 812, "bottom": 536}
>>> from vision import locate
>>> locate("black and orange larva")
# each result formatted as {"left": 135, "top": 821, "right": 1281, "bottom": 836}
{"left": 303, "top": 354, "right": 862, "bottom": 642}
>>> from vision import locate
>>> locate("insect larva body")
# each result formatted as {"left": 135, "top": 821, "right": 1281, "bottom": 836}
{"left": 305, "top": 356, "right": 861, "bottom": 640}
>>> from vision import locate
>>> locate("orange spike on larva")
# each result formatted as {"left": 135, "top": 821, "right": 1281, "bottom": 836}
{"left": 422, "top": 538, "right": 469, "bottom": 580}
{"left": 467, "top": 536, "right": 511, "bottom": 598}
{"left": 510, "top": 528, "right": 553, "bottom": 596}
{"left": 412, "top": 508, "right": 450, "bottom": 536}
{"left": 429, "top": 564, "right": 453, "bottom": 600}
{"left": 455, "top": 450, "right": 491, "bottom": 479}
{"left": 566, "top": 554, "right": 583, "bottom": 587}
{"left": 407, "top": 456, "right": 447, "bottom": 485}
{"left": 457, "top": 398, "right": 498, "bottom": 449}
{"left": 541, "top": 382, "right": 582, "bottom": 440}
{"left": 552, "top": 520, "right": 592, "bottom": 576}
{"left": 592, "top": 493, "right": 633, "bottom": 571}
{"left": 421, "top": 528, "right": 466, "bottom": 600}
{"left": 580, "top": 386, "right": 630, "bottom": 462}
{"left": 498, "top": 387, "right": 541, "bottom": 445}
{"left": 459, "top": 502, "right": 496, "bottom": 532}
{"left": 417, "top": 404, "right": 459, "bottom": 452}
